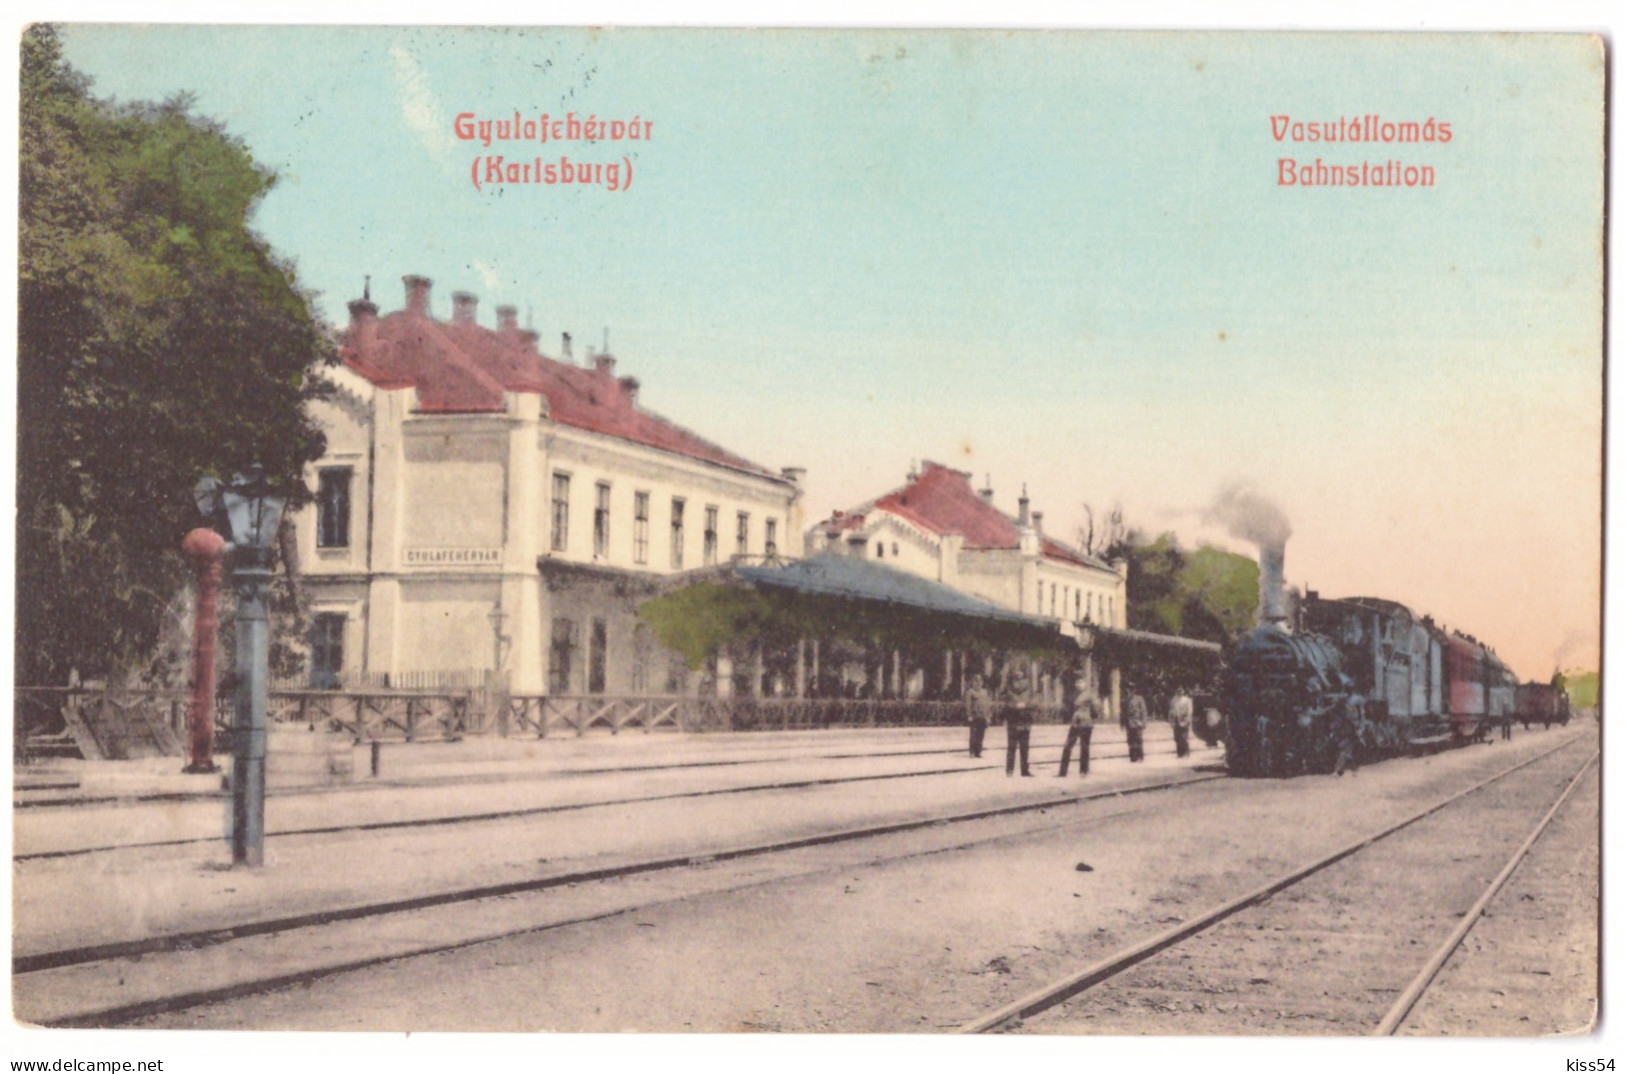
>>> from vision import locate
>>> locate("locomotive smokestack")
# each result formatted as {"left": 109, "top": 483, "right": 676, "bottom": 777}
{"left": 1258, "top": 543, "right": 1287, "bottom": 627}
{"left": 1203, "top": 482, "right": 1293, "bottom": 629}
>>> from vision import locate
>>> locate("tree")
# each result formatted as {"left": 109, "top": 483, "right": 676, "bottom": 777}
{"left": 1077, "top": 502, "right": 1125, "bottom": 559}
{"left": 1109, "top": 530, "right": 1259, "bottom": 644}
{"left": 1179, "top": 544, "right": 1260, "bottom": 640}
{"left": 1114, "top": 531, "right": 1187, "bottom": 635}
{"left": 18, "top": 26, "right": 334, "bottom": 686}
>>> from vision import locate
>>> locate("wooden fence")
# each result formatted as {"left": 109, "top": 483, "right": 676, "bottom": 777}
{"left": 13, "top": 687, "right": 184, "bottom": 761}
{"left": 15, "top": 686, "right": 1068, "bottom": 758}
{"left": 500, "top": 696, "right": 1067, "bottom": 736}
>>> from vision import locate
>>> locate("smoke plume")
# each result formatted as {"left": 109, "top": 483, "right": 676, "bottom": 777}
{"left": 1203, "top": 482, "right": 1293, "bottom": 547}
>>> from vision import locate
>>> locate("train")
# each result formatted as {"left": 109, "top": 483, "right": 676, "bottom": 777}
{"left": 1222, "top": 590, "right": 1526, "bottom": 777}
{"left": 1516, "top": 680, "right": 1571, "bottom": 730}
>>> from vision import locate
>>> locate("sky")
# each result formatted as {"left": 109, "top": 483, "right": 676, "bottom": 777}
{"left": 53, "top": 25, "right": 1605, "bottom": 679}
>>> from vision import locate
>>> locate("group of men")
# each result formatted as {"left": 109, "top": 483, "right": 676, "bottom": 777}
{"left": 963, "top": 667, "right": 1198, "bottom": 776}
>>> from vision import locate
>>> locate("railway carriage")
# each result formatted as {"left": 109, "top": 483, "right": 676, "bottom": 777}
{"left": 1516, "top": 681, "right": 1570, "bottom": 729}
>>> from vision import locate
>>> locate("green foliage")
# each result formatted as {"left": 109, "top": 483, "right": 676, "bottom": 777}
{"left": 1110, "top": 531, "right": 1259, "bottom": 644}
{"left": 1180, "top": 545, "right": 1260, "bottom": 639}
{"left": 637, "top": 585, "right": 777, "bottom": 671}
{"left": 18, "top": 26, "right": 334, "bottom": 685}
{"left": 1118, "top": 532, "right": 1186, "bottom": 635}
{"left": 1557, "top": 669, "right": 1599, "bottom": 709}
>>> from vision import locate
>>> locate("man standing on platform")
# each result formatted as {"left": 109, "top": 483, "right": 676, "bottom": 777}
{"left": 964, "top": 672, "right": 992, "bottom": 758}
{"left": 1124, "top": 689, "right": 1149, "bottom": 763}
{"left": 1058, "top": 673, "right": 1101, "bottom": 777}
{"left": 1169, "top": 687, "right": 1193, "bottom": 759}
{"left": 1002, "top": 662, "right": 1035, "bottom": 777}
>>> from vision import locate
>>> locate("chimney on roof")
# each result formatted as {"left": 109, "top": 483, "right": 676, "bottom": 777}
{"left": 618, "top": 375, "right": 639, "bottom": 406}
{"left": 495, "top": 304, "right": 519, "bottom": 332}
{"left": 561, "top": 332, "right": 574, "bottom": 362}
{"left": 451, "top": 291, "right": 478, "bottom": 325}
{"left": 347, "top": 295, "right": 379, "bottom": 351}
{"left": 1032, "top": 510, "right": 1044, "bottom": 534}
{"left": 404, "top": 275, "right": 432, "bottom": 315}
{"left": 595, "top": 353, "right": 617, "bottom": 377}
{"left": 979, "top": 475, "right": 995, "bottom": 505}
{"left": 1017, "top": 484, "right": 1031, "bottom": 527}
{"left": 907, "top": 459, "right": 919, "bottom": 480}
{"left": 520, "top": 328, "right": 540, "bottom": 352}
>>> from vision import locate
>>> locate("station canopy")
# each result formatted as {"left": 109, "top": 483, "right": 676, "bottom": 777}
{"left": 637, "top": 552, "right": 1068, "bottom": 667}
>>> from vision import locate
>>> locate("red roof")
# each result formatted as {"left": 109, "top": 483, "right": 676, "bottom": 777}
{"left": 340, "top": 298, "right": 777, "bottom": 478}
{"left": 820, "top": 462, "right": 1109, "bottom": 571}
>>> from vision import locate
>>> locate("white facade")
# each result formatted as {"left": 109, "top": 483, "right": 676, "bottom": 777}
{"left": 814, "top": 463, "right": 1127, "bottom": 633}
{"left": 294, "top": 279, "right": 803, "bottom": 695}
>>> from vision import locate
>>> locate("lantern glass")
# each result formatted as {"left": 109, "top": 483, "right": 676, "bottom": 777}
{"left": 221, "top": 487, "right": 285, "bottom": 551}
{"left": 253, "top": 494, "right": 287, "bottom": 549}
{"left": 193, "top": 476, "right": 223, "bottom": 520}
{"left": 199, "top": 470, "right": 284, "bottom": 551}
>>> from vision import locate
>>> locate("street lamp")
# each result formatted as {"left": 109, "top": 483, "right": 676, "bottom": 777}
{"left": 180, "top": 527, "right": 226, "bottom": 774}
{"left": 195, "top": 468, "right": 286, "bottom": 867}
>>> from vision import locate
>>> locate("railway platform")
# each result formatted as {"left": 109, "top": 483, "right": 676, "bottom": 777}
{"left": 13, "top": 720, "right": 1209, "bottom": 807}
{"left": 13, "top": 722, "right": 1210, "bottom": 972}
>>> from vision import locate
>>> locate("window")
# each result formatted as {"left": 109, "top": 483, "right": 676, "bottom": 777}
{"left": 1050, "top": 583, "right": 1057, "bottom": 617}
{"left": 310, "top": 613, "right": 345, "bottom": 689}
{"left": 670, "top": 498, "right": 686, "bottom": 569}
{"left": 316, "top": 468, "right": 352, "bottom": 549}
{"left": 550, "top": 473, "right": 571, "bottom": 552}
{"left": 875, "top": 542, "right": 884, "bottom": 559}
{"left": 1075, "top": 590, "right": 1082, "bottom": 621}
{"left": 1086, "top": 593, "right": 1094, "bottom": 623}
{"left": 633, "top": 491, "right": 650, "bottom": 564}
{"left": 588, "top": 618, "right": 608, "bottom": 694}
{"left": 736, "top": 512, "right": 750, "bottom": 557}
{"left": 549, "top": 618, "right": 578, "bottom": 693}
{"left": 593, "top": 482, "right": 611, "bottom": 558}
{"left": 704, "top": 506, "right": 719, "bottom": 566}
{"left": 765, "top": 519, "right": 778, "bottom": 558}
{"left": 631, "top": 623, "right": 653, "bottom": 694}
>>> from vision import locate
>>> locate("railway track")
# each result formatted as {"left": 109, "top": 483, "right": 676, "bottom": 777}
{"left": 16, "top": 735, "right": 1192, "bottom": 811}
{"left": 955, "top": 735, "right": 1595, "bottom": 1034}
{"left": 15, "top": 768, "right": 1223, "bottom": 1026}
{"left": 16, "top": 738, "right": 1194, "bottom": 862}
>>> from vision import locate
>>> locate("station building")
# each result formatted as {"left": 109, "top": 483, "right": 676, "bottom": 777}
{"left": 800, "top": 462, "right": 1134, "bottom": 707}
{"left": 293, "top": 275, "right": 804, "bottom": 695}
{"left": 811, "top": 461, "right": 1128, "bottom": 634}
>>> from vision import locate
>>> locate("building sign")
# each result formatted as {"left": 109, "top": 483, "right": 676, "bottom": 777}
{"left": 404, "top": 547, "right": 502, "bottom": 566}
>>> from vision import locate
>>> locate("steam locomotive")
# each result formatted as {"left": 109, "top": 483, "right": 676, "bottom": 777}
{"left": 1222, "top": 592, "right": 1519, "bottom": 776}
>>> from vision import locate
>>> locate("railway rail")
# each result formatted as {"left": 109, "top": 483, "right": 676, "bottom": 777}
{"left": 16, "top": 769, "right": 1223, "bottom": 1026}
{"left": 15, "top": 738, "right": 1195, "bottom": 862}
{"left": 15, "top": 736, "right": 1188, "bottom": 809}
{"left": 955, "top": 736, "right": 1594, "bottom": 1033}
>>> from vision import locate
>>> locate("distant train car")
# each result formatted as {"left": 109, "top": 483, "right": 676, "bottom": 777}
{"left": 1223, "top": 591, "right": 1519, "bottom": 776}
{"left": 1516, "top": 681, "right": 1570, "bottom": 729}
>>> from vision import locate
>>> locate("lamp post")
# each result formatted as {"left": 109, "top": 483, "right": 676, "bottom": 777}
{"left": 181, "top": 528, "right": 226, "bottom": 774}
{"left": 195, "top": 469, "right": 286, "bottom": 867}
